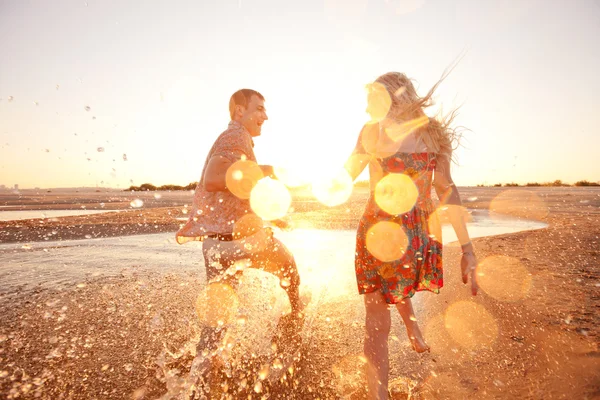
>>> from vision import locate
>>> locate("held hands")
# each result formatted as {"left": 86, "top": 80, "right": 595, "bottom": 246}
{"left": 460, "top": 243, "right": 479, "bottom": 296}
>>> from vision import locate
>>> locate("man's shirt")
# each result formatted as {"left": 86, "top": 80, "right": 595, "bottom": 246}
{"left": 176, "top": 121, "right": 256, "bottom": 242}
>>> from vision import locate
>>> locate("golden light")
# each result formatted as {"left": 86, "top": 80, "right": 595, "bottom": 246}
{"left": 426, "top": 208, "right": 443, "bottom": 243}
{"left": 225, "top": 160, "right": 264, "bottom": 200}
{"left": 273, "top": 166, "right": 307, "bottom": 188}
{"left": 384, "top": 115, "right": 430, "bottom": 142}
{"left": 374, "top": 173, "right": 418, "bottom": 215}
{"left": 195, "top": 282, "right": 239, "bottom": 328}
{"left": 444, "top": 301, "right": 498, "bottom": 350}
{"left": 332, "top": 354, "right": 368, "bottom": 397}
{"left": 366, "top": 221, "right": 408, "bottom": 262}
{"left": 232, "top": 213, "right": 264, "bottom": 238}
{"left": 365, "top": 81, "right": 392, "bottom": 123}
{"left": 311, "top": 168, "right": 353, "bottom": 207}
{"left": 250, "top": 178, "right": 291, "bottom": 221}
{"left": 232, "top": 214, "right": 270, "bottom": 253}
{"left": 423, "top": 314, "right": 453, "bottom": 353}
{"left": 344, "top": 153, "right": 372, "bottom": 183}
{"left": 477, "top": 255, "right": 532, "bottom": 302}
{"left": 360, "top": 123, "right": 400, "bottom": 159}
{"left": 489, "top": 189, "right": 549, "bottom": 221}
{"left": 427, "top": 205, "right": 472, "bottom": 242}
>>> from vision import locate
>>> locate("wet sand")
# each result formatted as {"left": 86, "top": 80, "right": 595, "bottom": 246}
{"left": 0, "top": 187, "right": 599, "bottom": 399}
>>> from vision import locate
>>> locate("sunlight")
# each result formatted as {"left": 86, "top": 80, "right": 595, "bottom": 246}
{"left": 366, "top": 221, "right": 408, "bottom": 262}
{"left": 489, "top": 190, "right": 549, "bottom": 221}
{"left": 250, "top": 178, "right": 291, "bottom": 221}
{"left": 226, "top": 160, "right": 264, "bottom": 200}
{"left": 477, "top": 255, "right": 532, "bottom": 302}
{"left": 311, "top": 168, "right": 354, "bottom": 207}
{"left": 374, "top": 173, "right": 418, "bottom": 215}
{"left": 196, "top": 282, "right": 239, "bottom": 328}
{"left": 444, "top": 301, "right": 498, "bottom": 350}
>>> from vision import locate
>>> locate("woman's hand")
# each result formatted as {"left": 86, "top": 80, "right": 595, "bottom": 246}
{"left": 460, "top": 243, "right": 479, "bottom": 296}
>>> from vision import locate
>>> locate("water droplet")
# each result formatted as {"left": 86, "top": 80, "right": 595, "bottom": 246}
{"left": 280, "top": 277, "right": 291, "bottom": 287}
{"left": 76, "top": 283, "right": 86, "bottom": 288}
{"left": 84, "top": 105, "right": 91, "bottom": 111}
{"left": 100, "top": 202, "right": 105, "bottom": 208}
{"left": 130, "top": 199, "right": 144, "bottom": 208}
{"left": 97, "top": 147, "right": 104, "bottom": 152}
{"left": 21, "top": 244, "right": 32, "bottom": 250}
{"left": 258, "top": 364, "right": 269, "bottom": 380}
{"left": 153, "top": 193, "right": 161, "bottom": 199}
{"left": 272, "top": 359, "right": 283, "bottom": 369}
{"left": 84, "top": 234, "right": 92, "bottom": 239}
{"left": 237, "top": 315, "right": 247, "bottom": 325}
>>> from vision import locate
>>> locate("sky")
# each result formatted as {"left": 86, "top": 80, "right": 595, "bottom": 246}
{"left": 1, "top": 0, "right": 599, "bottom": 189}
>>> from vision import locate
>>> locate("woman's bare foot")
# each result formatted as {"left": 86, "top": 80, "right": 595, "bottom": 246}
{"left": 408, "top": 330, "right": 430, "bottom": 353}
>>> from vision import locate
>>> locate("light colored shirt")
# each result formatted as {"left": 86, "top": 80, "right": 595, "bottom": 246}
{"left": 176, "top": 121, "right": 256, "bottom": 243}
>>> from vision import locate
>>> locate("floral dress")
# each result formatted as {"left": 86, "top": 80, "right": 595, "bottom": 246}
{"left": 355, "top": 152, "right": 443, "bottom": 304}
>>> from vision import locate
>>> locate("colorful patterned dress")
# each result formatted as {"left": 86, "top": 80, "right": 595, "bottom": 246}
{"left": 355, "top": 152, "right": 443, "bottom": 304}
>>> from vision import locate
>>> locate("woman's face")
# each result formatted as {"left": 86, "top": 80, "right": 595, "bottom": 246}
{"left": 365, "top": 82, "right": 392, "bottom": 122}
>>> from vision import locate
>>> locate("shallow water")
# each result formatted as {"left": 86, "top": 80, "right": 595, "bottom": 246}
{"left": 0, "top": 210, "right": 546, "bottom": 295}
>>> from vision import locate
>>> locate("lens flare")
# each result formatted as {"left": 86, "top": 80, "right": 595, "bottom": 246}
{"left": 365, "top": 81, "right": 392, "bottom": 123}
{"left": 489, "top": 190, "right": 549, "bottom": 221}
{"left": 226, "top": 160, "right": 264, "bottom": 200}
{"left": 383, "top": 116, "right": 429, "bottom": 142}
{"left": 366, "top": 221, "right": 408, "bottom": 262}
{"left": 360, "top": 123, "right": 400, "bottom": 159}
{"left": 233, "top": 213, "right": 264, "bottom": 239}
{"left": 426, "top": 208, "right": 443, "bottom": 243}
{"left": 374, "top": 173, "right": 418, "bottom": 215}
{"left": 332, "top": 355, "right": 368, "bottom": 397}
{"left": 444, "top": 301, "right": 498, "bottom": 349}
{"left": 195, "top": 282, "right": 239, "bottom": 328}
{"left": 273, "top": 166, "right": 306, "bottom": 188}
{"left": 477, "top": 255, "right": 532, "bottom": 302}
{"left": 311, "top": 169, "right": 353, "bottom": 207}
{"left": 250, "top": 178, "right": 291, "bottom": 221}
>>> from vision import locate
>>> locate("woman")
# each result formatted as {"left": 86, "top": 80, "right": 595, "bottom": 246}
{"left": 344, "top": 71, "right": 479, "bottom": 399}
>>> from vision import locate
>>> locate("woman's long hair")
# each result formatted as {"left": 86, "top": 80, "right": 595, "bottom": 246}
{"left": 374, "top": 68, "right": 463, "bottom": 163}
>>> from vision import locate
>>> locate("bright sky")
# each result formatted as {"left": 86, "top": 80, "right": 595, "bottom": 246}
{"left": 1, "top": 0, "right": 599, "bottom": 189}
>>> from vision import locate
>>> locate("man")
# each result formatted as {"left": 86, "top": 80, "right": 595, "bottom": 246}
{"left": 176, "top": 89, "right": 304, "bottom": 382}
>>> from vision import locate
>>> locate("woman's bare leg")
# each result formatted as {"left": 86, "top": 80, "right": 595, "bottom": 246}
{"left": 364, "top": 291, "right": 392, "bottom": 400}
{"left": 394, "top": 297, "right": 429, "bottom": 353}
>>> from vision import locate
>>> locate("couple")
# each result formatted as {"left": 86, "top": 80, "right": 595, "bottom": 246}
{"left": 176, "top": 72, "right": 479, "bottom": 399}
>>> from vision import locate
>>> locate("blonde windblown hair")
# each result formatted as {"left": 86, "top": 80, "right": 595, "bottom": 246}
{"left": 374, "top": 70, "right": 462, "bottom": 163}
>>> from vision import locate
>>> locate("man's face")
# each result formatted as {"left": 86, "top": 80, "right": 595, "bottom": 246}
{"left": 239, "top": 95, "right": 268, "bottom": 137}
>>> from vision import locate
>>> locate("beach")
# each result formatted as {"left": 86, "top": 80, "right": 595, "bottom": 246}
{"left": 0, "top": 187, "right": 598, "bottom": 399}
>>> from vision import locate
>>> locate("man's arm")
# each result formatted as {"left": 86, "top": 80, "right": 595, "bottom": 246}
{"left": 203, "top": 155, "right": 232, "bottom": 192}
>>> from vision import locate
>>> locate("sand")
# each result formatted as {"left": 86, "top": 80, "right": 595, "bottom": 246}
{"left": 0, "top": 187, "right": 598, "bottom": 399}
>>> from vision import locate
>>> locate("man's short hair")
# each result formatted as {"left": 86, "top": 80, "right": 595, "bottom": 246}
{"left": 229, "top": 89, "right": 264, "bottom": 119}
